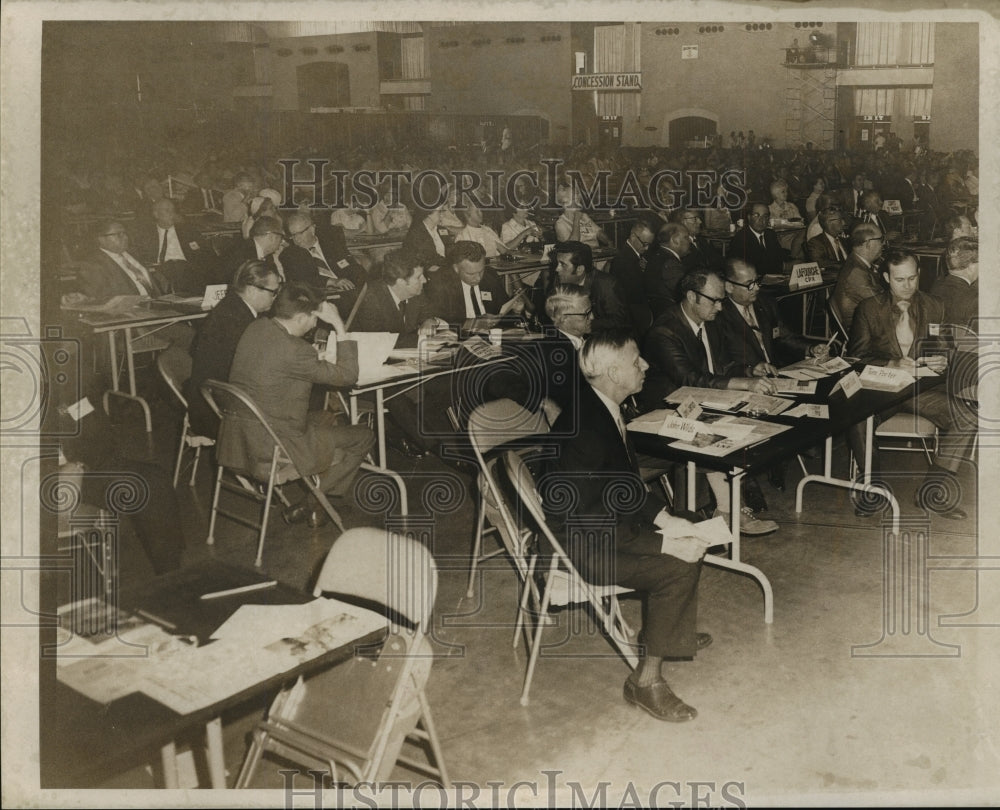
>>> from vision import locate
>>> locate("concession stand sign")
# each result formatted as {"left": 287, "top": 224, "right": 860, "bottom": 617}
{"left": 571, "top": 72, "right": 642, "bottom": 91}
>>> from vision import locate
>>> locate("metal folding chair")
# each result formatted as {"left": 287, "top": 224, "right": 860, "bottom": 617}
{"left": 156, "top": 347, "right": 215, "bottom": 487}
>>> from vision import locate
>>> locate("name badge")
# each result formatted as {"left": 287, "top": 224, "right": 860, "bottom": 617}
{"left": 836, "top": 370, "right": 862, "bottom": 399}
{"left": 481, "top": 291, "right": 493, "bottom": 302}
{"left": 929, "top": 323, "right": 940, "bottom": 337}
{"left": 337, "top": 258, "right": 350, "bottom": 269}
{"left": 188, "top": 241, "right": 200, "bottom": 251}
{"left": 772, "top": 327, "right": 781, "bottom": 339}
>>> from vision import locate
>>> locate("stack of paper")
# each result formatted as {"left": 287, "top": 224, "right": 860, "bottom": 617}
{"left": 656, "top": 514, "right": 732, "bottom": 561}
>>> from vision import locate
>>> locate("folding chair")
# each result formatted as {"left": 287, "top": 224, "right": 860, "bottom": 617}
{"left": 465, "top": 398, "right": 555, "bottom": 598}
{"left": 156, "top": 347, "right": 215, "bottom": 487}
{"left": 236, "top": 527, "right": 449, "bottom": 787}
{"left": 503, "top": 450, "right": 638, "bottom": 706}
{"left": 200, "top": 379, "right": 345, "bottom": 567}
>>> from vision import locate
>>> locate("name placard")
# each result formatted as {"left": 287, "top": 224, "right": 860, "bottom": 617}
{"left": 675, "top": 396, "right": 703, "bottom": 421}
{"left": 789, "top": 262, "right": 823, "bottom": 290}
{"left": 201, "top": 284, "right": 228, "bottom": 309}
{"left": 883, "top": 199, "right": 903, "bottom": 215}
{"left": 835, "top": 370, "right": 862, "bottom": 399}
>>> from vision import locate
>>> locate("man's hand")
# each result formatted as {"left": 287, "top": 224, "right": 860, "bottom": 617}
{"left": 417, "top": 318, "right": 447, "bottom": 337}
{"left": 315, "top": 301, "right": 347, "bottom": 337}
{"left": 327, "top": 278, "right": 355, "bottom": 292}
{"left": 921, "top": 354, "right": 948, "bottom": 374}
{"left": 746, "top": 376, "right": 777, "bottom": 395}
{"left": 890, "top": 357, "right": 919, "bottom": 374}
{"left": 751, "top": 361, "right": 778, "bottom": 377}
{"left": 810, "top": 342, "right": 831, "bottom": 360}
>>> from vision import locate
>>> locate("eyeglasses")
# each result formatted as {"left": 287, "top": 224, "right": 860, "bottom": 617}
{"left": 562, "top": 309, "right": 593, "bottom": 318}
{"left": 102, "top": 230, "right": 128, "bottom": 237}
{"left": 726, "top": 277, "right": 761, "bottom": 290}
{"left": 289, "top": 224, "right": 315, "bottom": 237}
{"left": 252, "top": 283, "right": 282, "bottom": 295}
{"left": 694, "top": 291, "right": 725, "bottom": 305}
{"left": 865, "top": 237, "right": 885, "bottom": 244}
{"left": 749, "top": 212, "right": 770, "bottom": 219}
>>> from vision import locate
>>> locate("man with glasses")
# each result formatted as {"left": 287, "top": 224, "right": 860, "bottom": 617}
{"left": 831, "top": 221, "right": 885, "bottom": 332}
{"left": 223, "top": 214, "right": 287, "bottom": 283}
{"left": 727, "top": 202, "right": 786, "bottom": 276}
{"left": 533, "top": 240, "right": 629, "bottom": 333}
{"left": 78, "top": 219, "right": 174, "bottom": 301}
{"left": 610, "top": 221, "right": 657, "bottom": 336}
{"left": 670, "top": 208, "right": 724, "bottom": 274}
{"left": 281, "top": 211, "right": 365, "bottom": 295}
{"left": 187, "top": 260, "right": 282, "bottom": 438}
{"left": 640, "top": 270, "right": 779, "bottom": 536}
{"left": 806, "top": 208, "right": 850, "bottom": 266}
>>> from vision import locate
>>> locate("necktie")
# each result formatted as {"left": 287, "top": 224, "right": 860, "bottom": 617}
{"left": 470, "top": 285, "right": 484, "bottom": 316}
{"left": 895, "top": 301, "right": 914, "bottom": 357}
{"left": 311, "top": 245, "right": 333, "bottom": 276}
{"left": 122, "top": 254, "right": 154, "bottom": 296}
{"left": 697, "top": 327, "right": 715, "bottom": 373}
{"left": 756, "top": 231, "right": 765, "bottom": 249}
{"left": 743, "top": 305, "right": 771, "bottom": 362}
{"left": 158, "top": 229, "right": 168, "bottom": 264}
{"left": 398, "top": 298, "right": 407, "bottom": 327}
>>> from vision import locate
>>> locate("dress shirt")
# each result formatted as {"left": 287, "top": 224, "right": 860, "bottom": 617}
{"left": 101, "top": 248, "right": 153, "bottom": 295}
{"left": 895, "top": 300, "right": 914, "bottom": 357}
{"left": 740, "top": 303, "right": 770, "bottom": 363}
{"left": 462, "top": 281, "right": 485, "bottom": 317}
{"left": 750, "top": 228, "right": 766, "bottom": 248}
{"left": 309, "top": 243, "right": 337, "bottom": 278}
{"left": 425, "top": 219, "right": 447, "bottom": 259}
{"left": 682, "top": 309, "right": 714, "bottom": 373}
{"left": 156, "top": 226, "right": 186, "bottom": 263}
{"left": 594, "top": 386, "right": 628, "bottom": 446}
{"left": 559, "top": 330, "right": 585, "bottom": 351}
{"left": 827, "top": 233, "right": 846, "bottom": 262}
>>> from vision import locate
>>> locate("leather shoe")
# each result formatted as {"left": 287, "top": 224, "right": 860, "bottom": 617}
{"left": 696, "top": 632, "right": 713, "bottom": 651}
{"left": 623, "top": 678, "right": 697, "bottom": 722}
{"left": 306, "top": 508, "right": 331, "bottom": 529}
{"left": 282, "top": 501, "right": 311, "bottom": 525}
{"left": 389, "top": 434, "right": 427, "bottom": 459}
{"left": 767, "top": 465, "right": 786, "bottom": 492}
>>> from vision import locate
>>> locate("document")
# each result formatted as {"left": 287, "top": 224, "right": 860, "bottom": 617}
{"left": 773, "top": 378, "right": 817, "bottom": 395}
{"left": 785, "top": 403, "right": 830, "bottom": 419}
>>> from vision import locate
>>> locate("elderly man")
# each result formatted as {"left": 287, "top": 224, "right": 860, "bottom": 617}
{"left": 224, "top": 215, "right": 286, "bottom": 283}
{"left": 281, "top": 211, "right": 365, "bottom": 293}
{"left": 222, "top": 171, "right": 257, "bottom": 223}
{"left": 186, "top": 259, "right": 282, "bottom": 438}
{"left": 610, "top": 221, "right": 656, "bottom": 335}
{"left": 670, "top": 208, "right": 724, "bottom": 273}
{"left": 855, "top": 190, "right": 896, "bottom": 240}
{"left": 542, "top": 329, "right": 710, "bottom": 722}
{"left": 805, "top": 208, "right": 850, "bottom": 266}
{"left": 640, "top": 269, "right": 779, "bottom": 536}
{"left": 727, "top": 202, "right": 786, "bottom": 276}
{"left": 424, "top": 240, "right": 522, "bottom": 324}
{"left": 931, "top": 237, "right": 978, "bottom": 331}
{"left": 643, "top": 222, "right": 691, "bottom": 318}
{"left": 533, "top": 240, "right": 628, "bottom": 332}
{"left": 225, "top": 282, "right": 374, "bottom": 528}
{"left": 77, "top": 219, "right": 173, "bottom": 301}
{"left": 830, "top": 221, "right": 885, "bottom": 332}
{"left": 847, "top": 250, "right": 974, "bottom": 521}
{"left": 129, "top": 198, "right": 208, "bottom": 292}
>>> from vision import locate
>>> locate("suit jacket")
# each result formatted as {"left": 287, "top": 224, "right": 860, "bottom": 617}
{"left": 351, "top": 281, "right": 432, "bottom": 341}
{"left": 281, "top": 224, "right": 366, "bottom": 289}
{"left": 726, "top": 227, "right": 785, "bottom": 275}
{"left": 848, "top": 290, "right": 945, "bottom": 366}
{"left": 831, "top": 254, "right": 883, "bottom": 333}
{"left": 219, "top": 238, "right": 278, "bottom": 287}
{"left": 423, "top": 266, "right": 510, "bottom": 324}
{"left": 716, "top": 294, "right": 813, "bottom": 373}
{"left": 530, "top": 269, "right": 630, "bottom": 333}
{"left": 852, "top": 211, "right": 890, "bottom": 238}
{"left": 542, "top": 381, "right": 663, "bottom": 575}
{"left": 930, "top": 275, "right": 978, "bottom": 330}
{"left": 186, "top": 292, "right": 257, "bottom": 437}
{"left": 222, "top": 317, "right": 359, "bottom": 479}
{"left": 128, "top": 219, "right": 206, "bottom": 268}
{"left": 639, "top": 305, "right": 732, "bottom": 410}
{"left": 841, "top": 187, "right": 865, "bottom": 217}
{"left": 609, "top": 244, "right": 653, "bottom": 335}
{"left": 806, "top": 232, "right": 850, "bottom": 265}
{"left": 643, "top": 247, "right": 687, "bottom": 318}
{"left": 76, "top": 250, "right": 172, "bottom": 301}
{"left": 402, "top": 219, "right": 447, "bottom": 267}
{"left": 682, "top": 235, "right": 725, "bottom": 273}
{"left": 493, "top": 328, "right": 583, "bottom": 417}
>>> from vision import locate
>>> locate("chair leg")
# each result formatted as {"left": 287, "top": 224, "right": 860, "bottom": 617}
{"left": 234, "top": 726, "right": 268, "bottom": 788}
{"left": 415, "top": 693, "right": 450, "bottom": 788}
{"left": 466, "top": 497, "right": 487, "bottom": 598}
{"left": 514, "top": 553, "right": 538, "bottom": 649}
{"left": 189, "top": 445, "right": 202, "bottom": 487}
{"left": 206, "top": 464, "right": 224, "bottom": 546}
{"left": 520, "top": 562, "right": 556, "bottom": 706}
{"left": 172, "top": 423, "right": 188, "bottom": 488}
{"left": 256, "top": 452, "right": 282, "bottom": 568}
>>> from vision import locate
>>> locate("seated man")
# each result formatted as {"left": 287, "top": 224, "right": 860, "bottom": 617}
{"left": 847, "top": 249, "right": 974, "bottom": 520}
{"left": 542, "top": 329, "right": 709, "bottom": 722}
{"left": 532, "top": 240, "right": 628, "bottom": 332}
{"left": 222, "top": 215, "right": 286, "bottom": 285}
{"left": 670, "top": 209, "right": 725, "bottom": 274}
{"left": 727, "top": 202, "right": 786, "bottom": 277}
{"left": 424, "top": 240, "right": 523, "bottom": 325}
{"left": 930, "top": 237, "right": 978, "bottom": 330}
{"left": 281, "top": 211, "right": 366, "bottom": 294}
{"left": 221, "top": 171, "right": 256, "bottom": 224}
{"left": 854, "top": 191, "right": 897, "bottom": 242}
{"left": 640, "top": 270, "right": 779, "bottom": 536}
{"left": 225, "top": 282, "right": 375, "bottom": 528}
{"left": 642, "top": 222, "right": 690, "bottom": 318}
{"left": 129, "top": 198, "right": 208, "bottom": 294}
{"left": 609, "top": 221, "right": 656, "bottom": 336}
{"left": 351, "top": 249, "right": 437, "bottom": 342}
{"left": 77, "top": 219, "right": 173, "bottom": 301}
{"left": 187, "top": 260, "right": 282, "bottom": 438}
{"left": 805, "top": 208, "right": 850, "bottom": 266}
{"left": 830, "top": 221, "right": 885, "bottom": 333}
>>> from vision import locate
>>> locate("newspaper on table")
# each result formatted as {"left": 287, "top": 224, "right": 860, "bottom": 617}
{"left": 779, "top": 356, "right": 851, "bottom": 380}
{"left": 664, "top": 387, "right": 792, "bottom": 416}
{"left": 627, "top": 409, "right": 791, "bottom": 456}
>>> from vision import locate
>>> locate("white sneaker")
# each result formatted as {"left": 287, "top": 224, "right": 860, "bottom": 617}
{"left": 714, "top": 507, "right": 779, "bottom": 536}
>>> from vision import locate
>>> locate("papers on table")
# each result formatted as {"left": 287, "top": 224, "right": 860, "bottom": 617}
{"left": 773, "top": 378, "right": 817, "bottom": 395}
{"left": 665, "top": 386, "right": 791, "bottom": 416}
{"left": 785, "top": 403, "right": 830, "bottom": 419}
{"left": 57, "top": 598, "right": 386, "bottom": 714}
{"left": 60, "top": 294, "right": 145, "bottom": 313}
{"left": 630, "top": 408, "right": 792, "bottom": 457}
{"left": 779, "top": 355, "right": 850, "bottom": 380}
{"left": 346, "top": 331, "right": 401, "bottom": 384}
{"left": 915, "top": 365, "right": 940, "bottom": 378}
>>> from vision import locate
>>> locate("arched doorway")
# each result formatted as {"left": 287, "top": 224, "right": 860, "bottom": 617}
{"left": 663, "top": 108, "right": 719, "bottom": 148}
{"left": 297, "top": 62, "right": 350, "bottom": 110}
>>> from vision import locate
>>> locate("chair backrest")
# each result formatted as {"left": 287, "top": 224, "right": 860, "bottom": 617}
{"left": 827, "top": 296, "right": 849, "bottom": 349}
{"left": 468, "top": 398, "right": 551, "bottom": 456}
{"left": 156, "top": 346, "right": 193, "bottom": 409}
{"left": 344, "top": 282, "right": 368, "bottom": 330}
{"left": 313, "top": 527, "right": 437, "bottom": 634}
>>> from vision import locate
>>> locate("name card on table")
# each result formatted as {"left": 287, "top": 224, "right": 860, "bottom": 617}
{"left": 659, "top": 415, "right": 703, "bottom": 442}
{"left": 201, "top": 284, "right": 228, "bottom": 309}
{"left": 675, "top": 396, "right": 703, "bottom": 421}
{"left": 832, "top": 370, "right": 863, "bottom": 398}
{"left": 788, "top": 262, "right": 823, "bottom": 290}
{"left": 883, "top": 199, "right": 903, "bottom": 215}
{"left": 858, "top": 365, "right": 915, "bottom": 393}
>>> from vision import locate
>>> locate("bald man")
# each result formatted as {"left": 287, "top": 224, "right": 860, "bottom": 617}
{"left": 281, "top": 211, "right": 366, "bottom": 293}
{"left": 609, "top": 221, "right": 656, "bottom": 335}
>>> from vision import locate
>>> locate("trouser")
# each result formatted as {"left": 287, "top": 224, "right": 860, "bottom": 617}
{"left": 312, "top": 416, "right": 376, "bottom": 497}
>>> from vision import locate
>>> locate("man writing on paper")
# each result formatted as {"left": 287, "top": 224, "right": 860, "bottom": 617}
{"left": 847, "top": 249, "right": 974, "bottom": 521}
{"left": 424, "top": 240, "right": 524, "bottom": 325}
{"left": 542, "top": 330, "right": 710, "bottom": 723}
{"left": 225, "top": 282, "right": 374, "bottom": 528}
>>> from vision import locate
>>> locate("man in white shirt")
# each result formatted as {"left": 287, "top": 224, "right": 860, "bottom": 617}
{"left": 77, "top": 220, "right": 173, "bottom": 300}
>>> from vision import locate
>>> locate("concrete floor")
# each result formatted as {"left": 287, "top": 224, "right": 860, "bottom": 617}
{"left": 80, "top": 375, "right": 999, "bottom": 805}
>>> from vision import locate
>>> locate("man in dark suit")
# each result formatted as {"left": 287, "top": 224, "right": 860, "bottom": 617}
{"left": 847, "top": 250, "right": 973, "bottom": 521}
{"left": 542, "top": 330, "right": 708, "bottom": 722}
{"left": 424, "top": 240, "right": 519, "bottom": 324}
{"left": 841, "top": 173, "right": 867, "bottom": 220}
{"left": 225, "top": 282, "right": 374, "bottom": 528}
{"left": 128, "top": 198, "right": 208, "bottom": 294}
{"left": 640, "top": 270, "right": 779, "bottom": 536}
{"left": 186, "top": 260, "right": 281, "bottom": 438}
{"left": 609, "top": 221, "right": 655, "bottom": 336}
{"left": 831, "top": 221, "right": 885, "bottom": 332}
{"left": 220, "top": 215, "right": 285, "bottom": 286}
{"left": 853, "top": 191, "right": 897, "bottom": 241}
{"left": 727, "top": 203, "right": 786, "bottom": 276}
{"left": 281, "top": 211, "right": 366, "bottom": 292}
{"left": 351, "top": 249, "right": 437, "bottom": 340}
{"left": 931, "top": 237, "right": 978, "bottom": 330}
{"left": 805, "top": 209, "right": 850, "bottom": 266}
{"left": 402, "top": 207, "right": 448, "bottom": 269}
{"left": 77, "top": 219, "right": 173, "bottom": 301}
{"left": 671, "top": 209, "right": 725, "bottom": 274}
{"left": 643, "top": 222, "right": 690, "bottom": 318}
{"left": 532, "top": 241, "right": 629, "bottom": 332}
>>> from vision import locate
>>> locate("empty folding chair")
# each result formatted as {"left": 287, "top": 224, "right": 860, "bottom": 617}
{"left": 156, "top": 346, "right": 215, "bottom": 487}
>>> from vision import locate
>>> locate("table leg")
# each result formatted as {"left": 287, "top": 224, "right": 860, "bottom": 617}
{"left": 205, "top": 716, "right": 227, "bottom": 788}
{"left": 375, "top": 388, "right": 387, "bottom": 469}
{"left": 102, "top": 326, "right": 153, "bottom": 432}
{"left": 686, "top": 462, "right": 696, "bottom": 512}
{"left": 160, "top": 740, "right": 179, "bottom": 789}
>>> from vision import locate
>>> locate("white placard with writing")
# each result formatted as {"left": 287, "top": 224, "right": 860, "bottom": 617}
{"left": 859, "top": 364, "right": 915, "bottom": 392}
{"left": 675, "top": 396, "right": 703, "bottom": 421}
{"left": 658, "top": 415, "right": 703, "bottom": 442}
{"left": 201, "top": 284, "right": 228, "bottom": 309}
{"left": 836, "top": 370, "right": 863, "bottom": 398}
{"left": 789, "top": 262, "right": 823, "bottom": 290}
{"left": 883, "top": 199, "right": 903, "bottom": 215}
